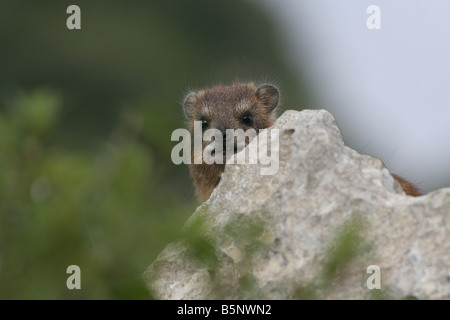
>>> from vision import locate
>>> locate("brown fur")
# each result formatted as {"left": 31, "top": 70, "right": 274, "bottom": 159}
{"left": 183, "top": 82, "right": 278, "bottom": 201}
{"left": 183, "top": 82, "right": 421, "bottom": 201}
{"left": 392, "top": 174, "right": 422, "bottom": 197}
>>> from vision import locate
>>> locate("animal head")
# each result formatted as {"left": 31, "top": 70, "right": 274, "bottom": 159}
{"left": 183, "top": 83, "right": 279, "bottom": 163}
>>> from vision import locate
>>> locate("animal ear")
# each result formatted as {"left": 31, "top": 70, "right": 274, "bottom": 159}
{"left": 183, "top": 92, "right": 197, "bottom": 120}
{"left": 256, "top": 84, "right": 279, "bottom": 112}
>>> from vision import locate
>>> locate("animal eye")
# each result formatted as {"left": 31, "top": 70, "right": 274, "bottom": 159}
{"left": 200, "top": 117, "right": 209, "bottom": 129}
{"left": 242, "top": 113, "right": 253, "bottom": 125}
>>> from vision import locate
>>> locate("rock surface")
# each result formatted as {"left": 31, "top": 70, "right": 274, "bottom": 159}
{"left": 144, "top": 109, "right": 450, "bottom": 299}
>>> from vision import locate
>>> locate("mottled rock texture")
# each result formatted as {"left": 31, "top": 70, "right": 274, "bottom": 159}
{"left": 145, "top": 110, "right": 450, "bottom": 300}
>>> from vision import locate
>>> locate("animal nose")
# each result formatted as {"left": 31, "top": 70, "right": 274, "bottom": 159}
{"left": 222, "top": 131, "right": 227, "bottom": 141}
{"left": 216, "top": 124, "right": 227, "bottom": 138}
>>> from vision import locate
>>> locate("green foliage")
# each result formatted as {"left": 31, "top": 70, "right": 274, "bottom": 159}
{"left": 183, "top": 212, "right": 219, "bottom": 273}
{"left": 321, "top": 216, "right": 369, "bottom": 283}
{"left": 224, "top": 215, "right": 267, "bottom": 253}
{"left": 179, "top": 213, "right": 374, "bottom": 299}
{"left": 180, "top": 211, "right": 269, "bottom": 299}
{"left": 0, "top": 89, "right": 195, "bottom": 299}
{"left": 368, "top": 289, "right": 395, "bottom": 300}
{"left": 294, "top": 215, "right": 370, "bottom": 299}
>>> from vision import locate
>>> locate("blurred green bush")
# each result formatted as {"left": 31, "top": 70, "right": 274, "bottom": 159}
{"left": 0, "top": 89, "right": 197, "bottom": 299}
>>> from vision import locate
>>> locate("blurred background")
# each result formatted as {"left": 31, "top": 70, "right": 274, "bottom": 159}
{"left": 0, "top": 0, "right": 448, "bottom": 299}
{"left": 260, "top": 0, "right": 450, "bottom": 193}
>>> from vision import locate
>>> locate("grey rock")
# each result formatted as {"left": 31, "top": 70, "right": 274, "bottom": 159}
{"left": 144, "top": 109, "right": 450, "bottom": 299}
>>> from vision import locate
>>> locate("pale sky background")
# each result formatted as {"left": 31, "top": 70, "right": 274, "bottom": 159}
{"left": 259, "top": 0, "right": 450, "bottom": 193}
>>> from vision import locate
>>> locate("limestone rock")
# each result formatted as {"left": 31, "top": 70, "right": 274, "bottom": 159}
{"left": 144, "top": 109, "right": 450, "bottom": 299}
